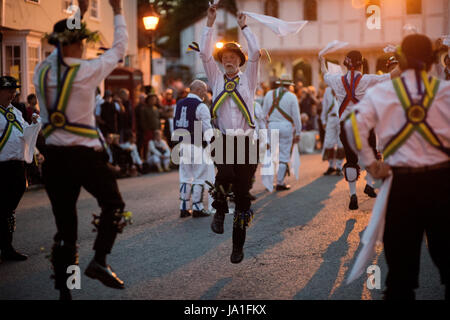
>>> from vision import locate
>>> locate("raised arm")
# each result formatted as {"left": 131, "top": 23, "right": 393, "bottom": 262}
{"left": 200, "top": 5, "right": 220, "bottom": 84}
{"left": 239, "top": 12, "right": 260, "bottom": 91}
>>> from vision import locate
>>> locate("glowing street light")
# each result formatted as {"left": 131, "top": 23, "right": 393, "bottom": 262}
{"left": 143, "top": 5, "right": 160, "bottom": 84}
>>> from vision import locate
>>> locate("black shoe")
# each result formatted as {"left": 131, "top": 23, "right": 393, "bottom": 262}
{"left": 85, "top": 260, "right": 125, "bottom": 289}
{"left": 323, "top": 167, "right": 336, "bottom": 175}
{"left": 230, "top": 249, "right": 244, "bottom": 264}
{"left": 211, "top": 211, "right": 225, "bottom": 234}
{"left": 192, "top": 209, "right": 210, "bottom": 218}
{"left": 180, "top": 210, "right": 191, "bottom": 218}
{"left": 276, "top": 184, "right": 291, "bottom": 191}
{"left": 364, "top": 184, "right": 377, "bottom": 198}
{"left": 349, "top": 194, "right": 358, "bottom": 210}
{"left": 1, "top": 248, "right": 28, "bottom": 261}
{"left": 335, "top": 168, "right": 343, "bottom": 176}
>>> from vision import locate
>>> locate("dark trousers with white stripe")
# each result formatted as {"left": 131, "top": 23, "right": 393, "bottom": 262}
{"left": 0, "top": 160, "right": 26, "bottom": 252}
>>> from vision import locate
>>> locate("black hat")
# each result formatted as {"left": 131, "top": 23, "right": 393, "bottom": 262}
{"left": 216, "top": 42, "right": 247, "bottom": 67}
{"left": 0, "top": 76, "right": 21, "bottom": 89}
{"left": 45, "top": 19, "right": 99, "bottom": 46}
{"left": 401, "top": 34, "right": 435, "bottom": 70}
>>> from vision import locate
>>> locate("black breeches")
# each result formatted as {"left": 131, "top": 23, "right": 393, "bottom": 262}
{"left": 383, "top": 167, "right": 450, "bottom": 293}
{"left": 42, "top": 146, "right": 125, "bottom": 254}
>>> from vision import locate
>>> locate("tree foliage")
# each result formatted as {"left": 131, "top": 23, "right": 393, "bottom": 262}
{"left": 138, "top": 0, "right": 237, "bottom": 57}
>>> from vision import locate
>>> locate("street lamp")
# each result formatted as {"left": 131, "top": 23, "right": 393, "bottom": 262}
{"left": 143, "top": 5, "right": 159, "bottom": 85}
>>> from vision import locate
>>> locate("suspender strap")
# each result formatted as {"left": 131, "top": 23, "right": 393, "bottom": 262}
{"left": 39, "top": 64, "right": 100, "bottom": 139}
{"left": 268, "top": 88, "right": 293, "bottom": 124}
{"left": 383, "top": 76, "right": 449, "bottom": 159}
{"left": 339, "top": 72, "right": 362, "bottom": 118}
{"left": 0, "top": 107, "right": 23, "bottom": 153}
{"left": 211, "top": 75, "right": 255, "bottom": 128}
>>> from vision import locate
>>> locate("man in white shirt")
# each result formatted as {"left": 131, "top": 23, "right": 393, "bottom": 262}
{"left": 320, "top": 86, "right": 344, "bottom": 175}
{"left": 320, "top": 50, "right": 400, "bottom": 210}
{"left": 0, "top": 76, "right": 41, "bottom": 262}
{"left": 343, "top": 34, "right": 450, "bottom": 300}
{"left": 173, "top": 80, "right": 212, "bottom": 218}
{"left": 263, "top": 74, "right": 302, "bottom": 190}
{"left": 200, "top": 5, "right": 260, "bottom": 264}
{"left": 33, "top": 0, "right": 128, "bottom": 299}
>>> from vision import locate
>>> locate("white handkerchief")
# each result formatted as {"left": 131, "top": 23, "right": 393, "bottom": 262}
{"left": 289, "top": 144, "right": 301, "bottom": 180}
{"left": 383, "top": 44, "right": 397, "bottom": 53}
{"left": 319, "top": 40, "right": 349, "bottom": 57}
{"left": 442, "top": 35, "right": 450, "bottom": 46}
{"left": 243, "top": 11, "right": 308, "bottom": 37}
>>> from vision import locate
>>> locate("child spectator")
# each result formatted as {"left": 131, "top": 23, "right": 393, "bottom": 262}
{"left": 147, "top": 130, "right": 171, "bottom": 172}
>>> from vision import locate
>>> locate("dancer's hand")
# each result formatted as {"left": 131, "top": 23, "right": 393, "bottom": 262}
{"left": 109, "top": 0, "right": 122, "bottom": 15}
{"left": 207, "top": 5, "right": 217, "bottom": 27}
{"left": 367, "top": 160, "right": 391, "bottom": 179}
{"left": 78, "top": 0, "right": 89, "bottom": 17}
{"left": 237, "top": 12, "right": 247, "bottom": 29}
{"left": 293, "top": 135, "right": 300, "bottom": 144}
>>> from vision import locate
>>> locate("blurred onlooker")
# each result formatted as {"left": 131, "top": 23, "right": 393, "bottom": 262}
{"left": 135, "top": 93, "right": 147, "bottom": 159}
{"left": 299, "top": 113, "right": 317, "bottom": 154}
{"left": 97, "top": 90, "right": 120, "bottom": 136}
{"left": 94, "top": 87, "right": 104, "bottom": 118}
{"left": 109, "top": 133, "right": 134, "bottom": 178}
{"left": 11, "top": 92, "right": 27, "bottom": 121}
{"left": 147, "top": 129, "right": 171, "bottom": 172}
{"left": 118, "top": 88, "right": 133, "bottom": 142}
{"left": 120, "top": 130, "right": 143, "bottom": 174}
{"left": 26, "top": 93, "right": 40, "bottom": 124}
{"left": 139, "top": 93, "right": 160, "bottom": 160}
{"left": 160, "top": 89, "right": 176, "bottom": 147}
{"left": 176, "top": 88, "right": 190, "bottom": 102}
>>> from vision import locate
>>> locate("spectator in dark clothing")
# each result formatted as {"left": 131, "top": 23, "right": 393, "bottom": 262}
{"left": 26, "top": 94, "right": 40, "bottom": 124}
{"left": 11, "top": 93, "right": 27, "bottom": 121}
{"left": 98, "top": 90, "right": 120, "bottom": 136}
{"left": 139, "top": 94, "right": 160, "bottom": 161}
{"left": 160, "top": 89, "right": 176, "bottom": 147}
{"left": 134, "top": 93, "right": 147, "bottom": 159}
{"left": 118, "top": 88, "right": 133, "bottom": 142}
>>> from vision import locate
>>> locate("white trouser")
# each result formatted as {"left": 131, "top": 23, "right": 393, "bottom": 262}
{"left": 269, "top": 121, "right": 293, "bottom": 185}
{"left": 179, "top": 144, "right": 209, "bottom": 211}
{"left": 323, "top": 115, "right": 343, "bottom": 150}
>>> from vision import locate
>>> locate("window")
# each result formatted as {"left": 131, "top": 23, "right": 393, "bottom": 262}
{"left": 264, "top": 0, "right": 279, "bottom": 18}
{"left": 406, "top": 0, "right": 422, "bottom": 14}
{"left": 28, "top": 46, "right": 40, "bottom": 94}
{"left": 304, "top": 0, "right": 317, "bottom": 21}
{"left": 5, "top": 45, "right": 22, "bottom": 84}
{"left": 90, "top": 0, "right": 100, "bottom": 19}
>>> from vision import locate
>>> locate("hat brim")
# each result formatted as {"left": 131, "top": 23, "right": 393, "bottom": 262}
{"left": 216, "top": 48, "right": 247, "bottom": 67}
{"left": 275, "top": 80, "right": 294, "bottom": 86}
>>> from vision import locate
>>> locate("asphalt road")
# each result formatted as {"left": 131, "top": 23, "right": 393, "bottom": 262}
{"left": 0, "top": 153, "right": 445, "bottom": 300}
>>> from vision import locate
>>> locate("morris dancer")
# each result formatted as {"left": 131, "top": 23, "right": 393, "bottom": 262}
{"left": 34, "top": 0, "right": 130, "bottom": 299}
{"left": 319, "top": 50, "right": 400, "bottom": 210}
{"left": 262, "top": 74, "right": 301, "bottom": 190}
{"left": 201, "top": 5, "right": 260, "bottom": 263}
{"left": 0, "top": 76, "right": 41, "bottom": 262}
{"left": 344, "top": 34, "right": 449, "bottom": 300}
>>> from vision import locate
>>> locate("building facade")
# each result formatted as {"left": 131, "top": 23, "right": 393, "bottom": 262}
{"left": 0, "top": 0, "right": 138, "bottom": 101}
{"left": 236, "top": 0, "right": 449, "bottom": 89}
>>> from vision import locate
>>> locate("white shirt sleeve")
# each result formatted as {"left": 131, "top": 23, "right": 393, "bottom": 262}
{"left": 289, "top": 93, "right": 302, "bottom": 135}
{"left": 200, "top": 26, "right": 221, "bottom": 88}
{"left": 77, "top": 15, "right": 128, "bottom": 85}
{"left": 196, "top": 103, "right": 213, "bottom": 141}
{"left": 242, "top": 26, "right": 261, "bottom": 93}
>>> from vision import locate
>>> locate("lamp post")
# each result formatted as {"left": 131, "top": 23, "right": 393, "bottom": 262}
{"left": 143, "top": 6, "right": 159, "bottom": 85}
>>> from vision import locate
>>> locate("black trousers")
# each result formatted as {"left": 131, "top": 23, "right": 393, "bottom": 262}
{"left": 383, "top": 165, "right": 450, "bottom": 297}
{"left": 212, "top": 135, "right": 259, "bottom": 213}
{"left": 0, "top": 160, "right": 26, "bottom": 250}
{"left": 339, "top": 122, "right": 378, "bottom": 169}
{"left": 42, "top": 146, "right": 125, "bottom": 254}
